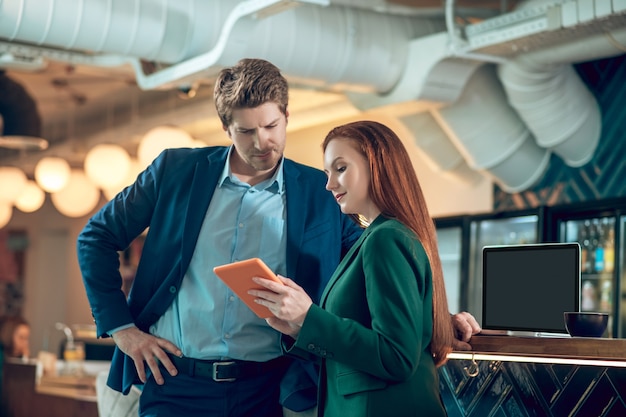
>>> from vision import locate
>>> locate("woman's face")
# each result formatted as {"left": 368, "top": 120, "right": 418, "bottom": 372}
{"left": 12, "top": 324, "right": 30, "bottom": 358}
{"left": 324, "top": 137, "right": 380, "bottom": 223}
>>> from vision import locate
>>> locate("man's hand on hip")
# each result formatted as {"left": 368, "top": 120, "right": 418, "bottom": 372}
{"left": 112, "top": 326, "right": 182, "bottom": 385}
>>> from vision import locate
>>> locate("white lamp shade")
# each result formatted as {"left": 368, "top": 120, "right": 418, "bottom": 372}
{"left": 51, "top": 170, "right": 100, "bottom": 217}
{"left": 84, "top": 143, "right": 132, "bottom": 189}
{"left": 101, "top": 158, "right": 143, "bottom": 201}
{"left": 0, "top": 166, "right": 28, "bottom": 203}
{"left": 0, "top": 202, "right": 12, "bottom": 229}
{"left": 138, "top": 126, "right": 194, "bottom": 167}
{"left": 35, "top": 156, "right": 71, "bottom": 192}
{"left": 15, "top": 180, "right": 45, "bottom": 213}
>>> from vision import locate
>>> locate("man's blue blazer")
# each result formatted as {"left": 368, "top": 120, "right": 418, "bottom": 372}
{"left": 77, "top": 146, "right": 362, "bottom": 410}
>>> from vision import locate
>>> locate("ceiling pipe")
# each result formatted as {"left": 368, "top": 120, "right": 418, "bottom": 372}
{"left": 495, "top": 0, "right": 626, "bottom": 168}
{"left": 431, "top": 64, "right": 550, "bottom": 193}
{"left": 394, "top": 0, "right": 626, "bottom": 193}
{"left": 497, "top": 25, "right": 626, "bottom": 167}
{"left": 0, "top": 0, "right": 445, "bottom": 92}
{"left": 1, "top": 0, "right": 625, "bottom": 192}
{"left": 399, "top": 111, "right": 484, "bottom": 188}
{"left": 0, "top": 0, "right": 226, "bottom": 64}
{"left": 498, "top": 62, "right": 601, "bottom": 168}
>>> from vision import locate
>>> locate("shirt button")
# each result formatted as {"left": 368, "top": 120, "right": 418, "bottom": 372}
{"left": 307, "top": 344, "right": 315, "bottom": 351}
{"left": 169, "top": 286, "right": 176, "bottom": 294}
{"left": 224, "top": 333, "right": 231, "bottom": 339}
{"left": 229, "top": 296, "right": 235, "bottom": 302}
{"left": 239, "top": 223, "right": 244, "bottom": 228}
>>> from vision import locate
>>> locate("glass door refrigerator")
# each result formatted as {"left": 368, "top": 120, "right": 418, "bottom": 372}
{"left": 434, "top": 215, "right": 469, "bottom": 315}
{"left": 545, "top": 197, "right": 626, "bottom": 338}
{"left": 466, "top": 208, "right": 547, "bottom": 325}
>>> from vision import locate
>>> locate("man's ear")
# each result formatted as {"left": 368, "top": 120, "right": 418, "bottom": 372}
{"left": 285, "top": 109, "right": 289, "bottom": 124}
{"left": 223, "top": 124, "right": 231, "bottom": 138}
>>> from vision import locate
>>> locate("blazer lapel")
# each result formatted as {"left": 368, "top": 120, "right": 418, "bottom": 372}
{"left": 284, "top": 161, "right": 303, "bottom": 278}
{"left": 181, "top": 149, "right": 227, "bottom": 268}
{"left": 319, "top": 225, "right": 373, "bottom": 306}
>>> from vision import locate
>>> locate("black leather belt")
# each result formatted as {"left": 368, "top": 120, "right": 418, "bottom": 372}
{"left": 168, "top": 354, "right": 287, "bottom": 382}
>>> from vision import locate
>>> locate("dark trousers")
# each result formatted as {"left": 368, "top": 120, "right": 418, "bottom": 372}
{"left": 139, "top": 360, "right": 287, "bottom": 417}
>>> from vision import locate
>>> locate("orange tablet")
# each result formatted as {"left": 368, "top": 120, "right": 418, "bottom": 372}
{"left": 213, "top": 258, "right": 284, "bottom": 318}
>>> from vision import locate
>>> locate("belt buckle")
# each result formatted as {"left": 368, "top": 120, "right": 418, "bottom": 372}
{"left": 212, "top": 361, "right": 236, "bottom": 382}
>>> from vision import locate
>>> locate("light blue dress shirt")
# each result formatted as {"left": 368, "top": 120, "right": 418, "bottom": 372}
{"left": 151, "top": 147, "right": 287, "bottom": 361}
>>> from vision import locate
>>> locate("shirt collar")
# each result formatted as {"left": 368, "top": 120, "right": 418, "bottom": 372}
{"left": 218, "top": 146, "right": 285, "bottom": 194}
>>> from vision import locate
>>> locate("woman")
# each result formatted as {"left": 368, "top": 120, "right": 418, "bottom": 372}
{"left": 0, "top": 315, "right": 30, "bottom": 359}
{"left": 251, "top": 120, "right": 454, "bottom": 416}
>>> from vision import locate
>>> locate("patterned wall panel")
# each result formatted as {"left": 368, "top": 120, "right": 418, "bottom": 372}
{"left": 494, "top": 54, "right": 626, "bottom": 211}
{"left": 440, "top": 359, "right": 626, "bottom": 417}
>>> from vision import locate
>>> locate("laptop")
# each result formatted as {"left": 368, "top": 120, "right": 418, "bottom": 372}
{"left": 481, "top": 242, "right": 581, "bottom": 336}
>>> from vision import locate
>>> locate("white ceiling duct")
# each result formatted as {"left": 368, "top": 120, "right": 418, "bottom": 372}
{"left": 0, "top": 0, "right": 228, "bottom": 64}
{"left": 374, "top": 0, "right": 626, "bottom": 189}
{"left": 498, "top": 62, "right": 602, "bottom": 167}
{"left": 432, "top": 64, "right": 551, "bottom": 193}
{"left": 497, "top": 33, "right": 626, "bottom": 167}
{"left": 491, "top": 0, "right": 626, "bottom": 168}
{"left": 0, "top": 0, "right": 445, "bottom": 92}
{"left": 215, "top": 2, "right": 445, "bottom": 93}
{"left": 1, "top": 0, "right": 625, "bottom": 192}
{"left": 399, "top": 111, "right": 484, "bottom": 187}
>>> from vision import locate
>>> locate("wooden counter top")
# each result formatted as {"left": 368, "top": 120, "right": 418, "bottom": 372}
{"left": 464, "top": 334, "right": 626, "bottom": 361}
{"left": 1, "top": 360, "right": 98, "bottom": 417}
{"left": 36, "top": 374, "right": 97, "bottom": 401}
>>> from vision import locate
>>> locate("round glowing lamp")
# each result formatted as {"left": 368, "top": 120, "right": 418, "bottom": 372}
{"left": 35, "top": 156, "right": 71, "bottom": 192}
{"left": 15, "top": 180, "right": 45, "bottom": 213}
{"left": 0, "top": 202, "right": 11, "bottom": 229}
{"left": 51, "top": 170, "right": 100, "bottom": 217}
{"left": 0, "top": 166, "right": 27, "bottom": 203}
{"left": 84, "top": 143, "right": 131, "bottom": 189}
{"left": 101, "top": 158, "right": 143, "bottom": 201}
{"left": 138, "top": 126, "right": 194, "bottom": 167}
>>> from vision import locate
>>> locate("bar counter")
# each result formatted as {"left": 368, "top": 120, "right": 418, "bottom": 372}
{"left": 440, "top": 334, "right": 626, "bottom": 416}
{"left": 455, "top": 333, "right": 626, "bottom": 362}
{"left": 1, "top": 358, "right": 102, "bottom": 417}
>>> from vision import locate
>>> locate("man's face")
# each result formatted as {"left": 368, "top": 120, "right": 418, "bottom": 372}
{"left": 225, "top": 102, "right": 288, "bottom": 183}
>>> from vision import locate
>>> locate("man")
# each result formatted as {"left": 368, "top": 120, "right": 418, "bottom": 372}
{"left": 77, "top": 58, "right": 479, "bottom": 417}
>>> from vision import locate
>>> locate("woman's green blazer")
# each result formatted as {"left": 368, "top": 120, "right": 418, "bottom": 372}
{"left": 288, "top": 216, "right": 447, "bottom": 417}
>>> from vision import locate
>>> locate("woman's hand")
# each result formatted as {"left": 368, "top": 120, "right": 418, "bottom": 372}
{"left": 249, "top": 275, "right": 313, "bottom": 338}
{"left": 451, "top": 311, "right": 482, "bottom": 351}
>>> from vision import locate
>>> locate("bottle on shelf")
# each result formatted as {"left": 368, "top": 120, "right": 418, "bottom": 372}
{"left": 578, "top": 226, "right": 588, "bottom": 274}
{"left": 593, "top": 218, "right": 605, "bottom": 273}
{"left": 603, "top": 219, "right": 615, "bottom": 273}
{"left": 599, "top": 279, "right": 612, "bottom": 313}
{"left": 581, "top": 280, "right": 597, "bottom": 311}
{"left": 581, "top": 220, "right": 593, "bottom": 274}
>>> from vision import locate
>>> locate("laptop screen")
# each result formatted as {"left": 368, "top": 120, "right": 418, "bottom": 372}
{"left": 482, "top": 243, "right": 581, "bottom": 334}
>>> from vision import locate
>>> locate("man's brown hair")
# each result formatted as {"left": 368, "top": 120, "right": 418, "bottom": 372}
{"left": 214, "top": 58, "right": 289, "bottom": 128}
